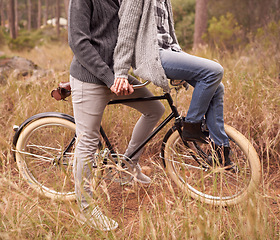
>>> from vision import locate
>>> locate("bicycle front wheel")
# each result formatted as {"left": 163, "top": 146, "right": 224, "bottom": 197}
{"left": 15, "top": 116, "right": 76, "bottom": 201}
{"left": 162, "top": 124, "right": 261, "bottom": 206}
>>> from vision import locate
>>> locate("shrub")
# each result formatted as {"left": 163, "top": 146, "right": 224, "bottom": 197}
{"left": 0, "top": 27, "right": 7, "bottom": 47}
{"left": 246, "top": 20, "right": 280, "bottom": 81}
{"left": 7, "top": 27, "right": 68, "bottom": 51}
{"left": 171, "top": 0, "right": 196, "bottom": 50}
{"left": 205, "top": 12, "right": 244, "bottom": 50}
{"left": 254, "top": 20, "right": 280, "bottom": 50}
{"left": 8, "top": 29, "right": 45, "bottom": 51}
{"left": 8, "top": 36, "right": 35, "bottom": 51}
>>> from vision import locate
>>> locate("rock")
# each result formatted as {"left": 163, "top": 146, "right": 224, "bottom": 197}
{"left": 0, "top": 56, "right": 53, "bottom": 85}
{"left": 6, "top": 56, "right": 39, "bottom": 71}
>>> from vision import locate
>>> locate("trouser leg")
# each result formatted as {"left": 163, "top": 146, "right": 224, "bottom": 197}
{"left": 70, "top": 76, "right": 164, "bottom": 209}
{"left": 70, "top": 76, "right": 109, "bottom": 210}
{"left": 205, "top": 83, "right": 229, "bottom": 146}
{"left": 159, "top": 49, "right": 229, "bottom": 145}
{"left": 120, "top": 77, "right": 165, "bottom": 163}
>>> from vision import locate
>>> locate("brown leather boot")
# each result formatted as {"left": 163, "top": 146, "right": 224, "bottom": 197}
{"left": 182, "top": 121, "right": 209, "bottom": 144}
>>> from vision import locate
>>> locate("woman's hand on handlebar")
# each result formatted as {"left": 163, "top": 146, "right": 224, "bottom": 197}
{"left": 111, "top": 77, "right": 134, "bottom": 96}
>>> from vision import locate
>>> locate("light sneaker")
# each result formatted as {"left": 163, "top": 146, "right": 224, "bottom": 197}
{"left": 131, "top": 163, "right": 151, "bottom": 184}
{"left": 78, "top": 206, "right": 118, "bottom": 231}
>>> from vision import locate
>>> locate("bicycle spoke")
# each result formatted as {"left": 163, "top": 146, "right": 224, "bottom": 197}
{"left": 17, "top": 149, "right": 54, "bottom": 162}
{"left": 167, "top": 157, "right": 205, "bottom": 171}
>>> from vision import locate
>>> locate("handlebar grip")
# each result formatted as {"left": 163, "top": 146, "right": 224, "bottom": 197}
{"left": 132, "top": 80, "right": 150, "bottom": 89}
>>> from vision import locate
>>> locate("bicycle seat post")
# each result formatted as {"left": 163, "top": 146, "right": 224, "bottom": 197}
{"left": 174, "top": 85, "right": 180, "bottom": 107}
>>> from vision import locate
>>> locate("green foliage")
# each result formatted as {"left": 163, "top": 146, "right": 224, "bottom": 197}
{"left": 171, "top": 0, "right": 195, "bottom": 49}
{"left": 8, "top": 29, "right": 45, "bottom": 51}
{"left": 246, "top": 20, "right": 280, "bottom": 78}
{"left": 208, "top": 0, "right": 280, "bottom": 34}
{"left": 0, "top": 27, "right": 8, "bottom": 47}
{"left": 7, "top": 27, "right": 68, "bottom": 51}
{"left": 8, "top": 37, "right": 35, "bottom": 51}
{"left": 205, "top": 13, "right": 244, "bottom": 50}
{"left": 254, "top": 20, "right": 280, "bottom": 50}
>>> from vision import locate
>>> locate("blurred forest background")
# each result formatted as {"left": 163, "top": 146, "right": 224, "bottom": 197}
{"left": 0, "top": 0, "right": 279, "bottom": 51}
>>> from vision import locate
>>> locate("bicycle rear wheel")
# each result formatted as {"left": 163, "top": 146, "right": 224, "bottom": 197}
{"left": 162, "top": 124, "right": 261, "bottom": 206}
{"left": 15, "top": 116, "right": 76, "bottom": 201}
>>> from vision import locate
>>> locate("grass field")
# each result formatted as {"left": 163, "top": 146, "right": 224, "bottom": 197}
{"left": 0, "top": 42, "right": 279, "bottom": 239}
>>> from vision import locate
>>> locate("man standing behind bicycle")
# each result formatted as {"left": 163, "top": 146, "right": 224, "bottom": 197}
{"left": 68, "top": 0, "right": 165, "bottom": 231}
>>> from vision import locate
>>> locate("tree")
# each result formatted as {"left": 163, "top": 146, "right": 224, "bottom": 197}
{"left": 193, "top": 0, "right": 209, "bottom": 49}
{"left": 27, "top": 0, "right": 31, "bottom": 31}
{"left": 64, "top": 0, "right": 69, "bottom": 20}
{"left": 37, "top": 0, "right": 42, "bottom": 28}
{"left": 0, "top": 0, "right": 6, "bottom": 27}
{"left": 56, "top": 0, "right": 60, "bottom": 37}
{"left": 15, "top": 0, "right": 18, "bottom": 36}
{"left": 44, "top": 0, "right": 49, "bottom": 26}
{"left": 7, "top": 0, "right": 16, "bottom": 38}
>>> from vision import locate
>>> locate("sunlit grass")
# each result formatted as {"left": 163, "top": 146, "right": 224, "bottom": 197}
{"left": 0, "top": 154, "right": 278, "bottom": 239}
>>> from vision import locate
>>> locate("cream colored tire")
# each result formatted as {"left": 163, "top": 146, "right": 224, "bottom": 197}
{"left": 15, "top": 117, "right": 76, "bottom": 201}
{"left": 163, "top": 124, "right": 261, "bottom": 206}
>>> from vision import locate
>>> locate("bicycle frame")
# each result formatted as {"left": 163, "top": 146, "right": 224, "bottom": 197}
{"left": 100, "top": 92, "right": 183, "bottom": 160}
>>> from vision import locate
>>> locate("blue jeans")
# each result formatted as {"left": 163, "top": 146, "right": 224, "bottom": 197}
{"left": 159, "top": 49, "right": 229, "bottom": 146}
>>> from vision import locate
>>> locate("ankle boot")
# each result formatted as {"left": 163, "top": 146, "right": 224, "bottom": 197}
{"left": 207, "top": 144, "right": 237, "bottom": 171}
{"left": 182, "top": 121, "right": 209, "bottom": 144}
{"left": 214, "top": 145, "right": 231, "bottom": 166}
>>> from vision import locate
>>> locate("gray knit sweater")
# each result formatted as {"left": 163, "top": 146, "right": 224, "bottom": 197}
{"left": 68, "top": 0, "right": 119, "bottom": 88}
{"left": 113, "top": 0, "right": 179, "bottom": 92}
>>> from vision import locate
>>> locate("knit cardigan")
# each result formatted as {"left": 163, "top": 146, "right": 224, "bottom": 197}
{"left": 113, "top": 0, "right": 180, "bottom": 92}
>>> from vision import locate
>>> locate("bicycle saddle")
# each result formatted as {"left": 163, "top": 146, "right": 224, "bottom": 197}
{"left": 51, "top": 82, "right": 71, "bottom": 101}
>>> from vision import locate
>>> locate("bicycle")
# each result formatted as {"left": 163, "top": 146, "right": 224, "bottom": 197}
{"left": 12, "top": 80, "right": 261, "bottom": 206}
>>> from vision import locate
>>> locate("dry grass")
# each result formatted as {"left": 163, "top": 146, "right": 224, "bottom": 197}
{"left": 0, "top": 41, "right": 279, "bottom": 239}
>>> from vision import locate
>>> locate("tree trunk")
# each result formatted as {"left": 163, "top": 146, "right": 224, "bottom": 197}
{"left": 27, "top": 0, "right": 31, "bottom": 31}
{"left": 15, "top": 0, "right": 18, "bottom": 36}
{"left": 64, "top": 0, "right": 69, "bottom": 19}
{"left": 56, "top": 0, "right": 60, "bottom": 37}
{"left": 44, "top": 0, "right": 49, "bottom": 26}
{"left": 8, "top": 0, "right": 16, "bottom": 38}
{"left": 37, "top": 0, "right": 42, "bottom": 28}
{"left": 0, "top": 0, "right": 4, "bottom": 27}
{"left": 193, "top": 0, "right": 209, "bottom": 49}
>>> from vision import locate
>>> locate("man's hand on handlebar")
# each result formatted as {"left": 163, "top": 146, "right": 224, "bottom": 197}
{"left": 111, "top": 78, "right": 134, "bottom": 96}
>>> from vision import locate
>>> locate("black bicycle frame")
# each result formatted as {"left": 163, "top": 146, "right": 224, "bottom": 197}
{"left": 61, "top": 90, "right": 204, "bottom": 167}
{"left": 100, "top": 92, "right": 182, "bottom": 160}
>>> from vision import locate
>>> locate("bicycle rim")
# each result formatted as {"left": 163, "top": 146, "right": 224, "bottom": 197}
{"left": 15, "top": 117, "right": 76, "bottom": 201}
{"left": 163, "top": 124, "right": 261, "bottom": 206}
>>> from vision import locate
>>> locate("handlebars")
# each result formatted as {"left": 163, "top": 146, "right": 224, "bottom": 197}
{"left": 51, "top": 79, "right": 188, "bottom": 101}
{"left": 51, "top": 80, "right": 151, "bottom": 101}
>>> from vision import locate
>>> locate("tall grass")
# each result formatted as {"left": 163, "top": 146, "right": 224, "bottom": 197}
{"left": 0, "top": 41, "right": 279, "bottom": 239}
